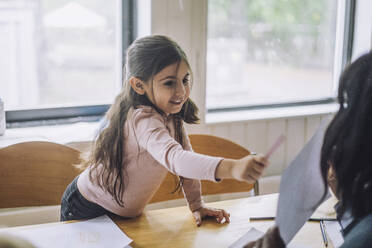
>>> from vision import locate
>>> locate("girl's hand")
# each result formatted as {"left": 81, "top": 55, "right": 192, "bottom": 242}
{"left": 216, "top": 155, "right": 269, "bottom": 183}
{"left": 244, "top": 226, "right": 285, "bottom": 248}
{"left": 192, "top": 207, "right": 230, "bottom": 227}
{"left": 231, "top": 155, "right": 268, "bottom": 183}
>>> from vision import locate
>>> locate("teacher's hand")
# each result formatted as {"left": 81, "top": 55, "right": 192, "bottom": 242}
{"left": 244, "top": 226, "right": 285, "bottom": 248}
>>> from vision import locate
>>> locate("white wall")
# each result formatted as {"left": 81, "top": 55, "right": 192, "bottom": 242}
{"left": 150, "top": 0, "right": 333, "bottom": 179}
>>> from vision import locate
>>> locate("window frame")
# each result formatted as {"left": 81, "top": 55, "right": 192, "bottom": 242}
{"left": 205, "top": 0, "right": 356, "bottom": 114}
{"left": 5, "top": 0, "right": 137, "bottom": 125}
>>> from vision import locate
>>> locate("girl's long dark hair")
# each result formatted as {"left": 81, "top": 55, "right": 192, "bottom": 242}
{"left": 320, "top": 51, "right": 372, "bottom": 219}
{"left": 80, "top": 35, "right": 199, "bottom": 206}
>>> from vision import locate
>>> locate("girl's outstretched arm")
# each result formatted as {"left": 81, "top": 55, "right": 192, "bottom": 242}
{"left": 132, "top": 108, "right": 222, "bottom": 182}
{"left": 132, "top": 107, "right": 268, "bottom": 183}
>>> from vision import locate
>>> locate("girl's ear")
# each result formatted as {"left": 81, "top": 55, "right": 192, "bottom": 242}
{"left": 129, "top": 77, "right": 146, "bottom": 95}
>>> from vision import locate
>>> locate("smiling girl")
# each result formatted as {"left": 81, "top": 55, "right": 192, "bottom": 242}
{"left": 60, "top": 35, "right": 269, "bottom": 226}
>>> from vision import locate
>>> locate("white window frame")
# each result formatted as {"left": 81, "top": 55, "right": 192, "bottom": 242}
{"left": 4, "top": 0, "right": 134, "bottom": 126}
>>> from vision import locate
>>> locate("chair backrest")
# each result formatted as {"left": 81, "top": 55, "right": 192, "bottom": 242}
{"left": 0, "top": 142, "right": 81, "bottom": 208}
{"left": 150, "top": 134, "right": 255, "bottom": 203}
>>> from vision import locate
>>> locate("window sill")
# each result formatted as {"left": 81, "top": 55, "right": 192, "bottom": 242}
{"left": 0, "top": 121, "right": 100, "bottom": 148}
{"left": 205, "top": 103, "right": 339, "bottom": 124}
{"left": 0, "top": 103, "right": 339, "bottom": 148}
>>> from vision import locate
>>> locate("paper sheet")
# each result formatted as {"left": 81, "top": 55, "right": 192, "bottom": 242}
{"left": 0, "top": 215, "right": 132, "bottom": 248}
{"left": 275, "top": 118, "right": 331, "bottom": 244}
{"left": 324, "top": 221, "right": 344, "bottom": 248}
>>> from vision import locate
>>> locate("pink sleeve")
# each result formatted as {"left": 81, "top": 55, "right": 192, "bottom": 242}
{"left": 181, "top": 131, "right": 205, "bottom": 211}
{"left": 132, "top": 108, "right": 222, "bottom": 182}
{"left": 181, "top": 178, "right": 205, "bottom": 211}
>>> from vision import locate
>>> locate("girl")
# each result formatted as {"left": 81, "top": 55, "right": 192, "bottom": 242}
{"left": 245, "top": 51, "right": 372, "bottom": 248}
{"left": 61, "top": 35, "right": 269, "bottom": 226}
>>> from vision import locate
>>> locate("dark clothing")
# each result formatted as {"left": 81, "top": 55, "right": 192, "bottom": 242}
{"left": 340, "top": 214, "right": 372, "bottom": 248}
{"left": 334, "top": 202, "right": 354, "bottom": 236}
{"left": 60, "top": 176, "right": 112, "bottom": 221}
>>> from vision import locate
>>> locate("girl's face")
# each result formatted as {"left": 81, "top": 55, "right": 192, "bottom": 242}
{"left": 145, "top": 60, "right": 191, "bottom": 115}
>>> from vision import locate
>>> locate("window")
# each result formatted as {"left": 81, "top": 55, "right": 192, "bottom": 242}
{"left": 206, "top": 0, "right": 343, "bottom": 112}
{"left": 1, "top": 0, "right": 135, "bottom": 123}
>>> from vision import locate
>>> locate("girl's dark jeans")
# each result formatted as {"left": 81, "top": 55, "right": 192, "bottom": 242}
{"left": 60, "top": 176, "right": 112, "bottom": 221}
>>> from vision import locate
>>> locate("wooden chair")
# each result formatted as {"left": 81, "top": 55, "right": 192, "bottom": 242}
{"left": 150, "top": 134, "right": 258, "bottom": 203}
{"left": 0, "top": 137, "right": 255, "bottom": 212}
{"left": 0, "top": 141, "right": 81, "bottom": 208}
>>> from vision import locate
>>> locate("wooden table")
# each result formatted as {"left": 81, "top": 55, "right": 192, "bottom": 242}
{"left": 1, "top": 194, "right": 337, "bottom": 248}
{"left": 113, "top": 193, "right": 337, "bottom": 247}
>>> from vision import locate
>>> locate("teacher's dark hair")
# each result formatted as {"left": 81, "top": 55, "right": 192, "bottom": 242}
{"left": 320, "top": 51, "right": 372, "bottom": 219}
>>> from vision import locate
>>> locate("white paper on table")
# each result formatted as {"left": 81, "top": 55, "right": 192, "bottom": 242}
{"left": 0, "top": 215, "right": 132, "bottom": 248}
{"left": 275, "top": 118, "right": 331, "bottom": 244}
{"left": 324, "top": 221, "right": 344, "bottom": 248}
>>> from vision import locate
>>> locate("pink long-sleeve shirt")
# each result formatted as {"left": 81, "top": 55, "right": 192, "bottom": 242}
{"left": 77, "top": 105, "right": 222, "bottom": 217}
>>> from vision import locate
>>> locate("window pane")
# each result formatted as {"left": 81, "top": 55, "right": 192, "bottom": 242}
{"left": 206, "top": 0, "right": 338, "bottom": 109}
{"left": 0, "top": 0, "right": 121, "bottom": 111}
